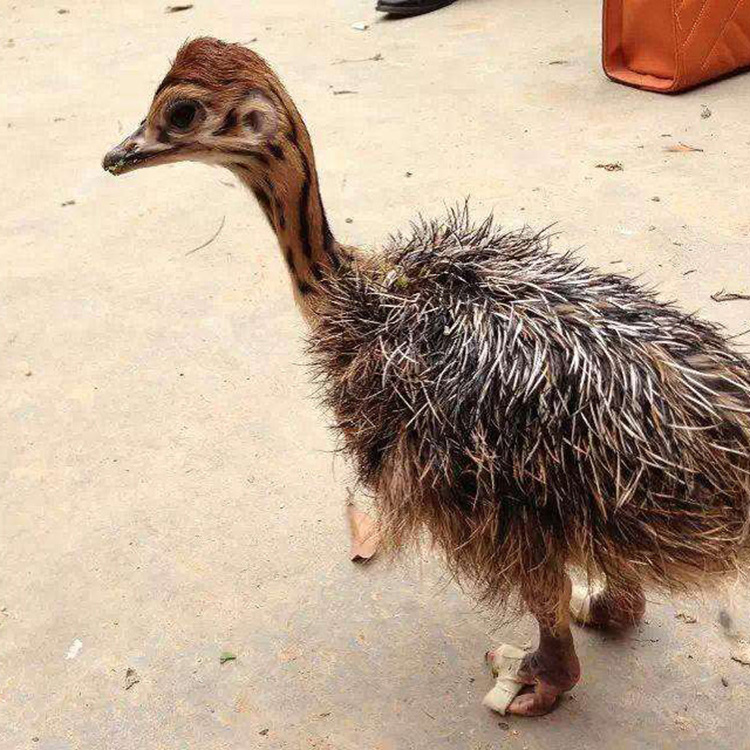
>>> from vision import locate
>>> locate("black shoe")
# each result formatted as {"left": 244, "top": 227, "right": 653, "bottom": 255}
{"left": 376, "top": 0, "right": 458, "bottom": 17}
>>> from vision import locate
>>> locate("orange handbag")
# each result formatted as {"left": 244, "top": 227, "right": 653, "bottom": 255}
{"left": 603, "top": 0, "right": 750, "bottom": 92}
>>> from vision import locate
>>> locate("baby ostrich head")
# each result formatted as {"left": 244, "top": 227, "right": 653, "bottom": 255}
{"left": 103, "top": 37, "right": 339, "bottom": 304}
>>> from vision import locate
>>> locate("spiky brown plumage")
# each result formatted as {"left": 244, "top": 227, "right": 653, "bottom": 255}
{"left": 309, "top": 205, "right": 750, "bottom": 618}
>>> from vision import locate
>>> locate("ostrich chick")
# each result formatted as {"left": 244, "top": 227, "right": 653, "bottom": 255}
{"left": 103, "top": 39, "right": 750, "bottom": 717}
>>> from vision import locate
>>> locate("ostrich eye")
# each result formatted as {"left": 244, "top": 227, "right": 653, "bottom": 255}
{"left": 168, "top": 101, "right": 198, "bottom": 130}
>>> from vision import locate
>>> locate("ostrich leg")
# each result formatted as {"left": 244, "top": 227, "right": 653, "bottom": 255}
{"left": 570, "top": 574, "right": 646, "bottom": 630}
{"left": 499, "top": 575, "right": 582, "bottom": 717}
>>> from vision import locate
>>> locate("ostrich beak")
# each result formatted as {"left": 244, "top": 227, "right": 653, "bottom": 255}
{"left": 102, "top": 123, "right": 181, "bottom": 175}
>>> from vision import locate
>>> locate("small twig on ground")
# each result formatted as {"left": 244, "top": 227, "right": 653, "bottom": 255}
{"left": 332, "top": 53, "right": 383, "bottom": 65}
{"left": 185, "top": 216, "right": 226, "bottom": 256}
{"left": 711, "top": 289, "right": 750, "bottom": 303}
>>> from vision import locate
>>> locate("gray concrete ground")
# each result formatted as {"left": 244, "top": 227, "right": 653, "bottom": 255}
{"left": 2, "top": 0, "right": 750, "bottom": 748}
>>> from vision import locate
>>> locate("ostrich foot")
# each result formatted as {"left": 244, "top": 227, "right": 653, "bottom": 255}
{"left": 484, "top": 639, "right": 580, "bottom": 717}
{"left": 570, "top": 583, "right": 645, "bottom": 630}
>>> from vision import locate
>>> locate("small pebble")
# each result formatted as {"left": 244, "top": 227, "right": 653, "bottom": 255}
{"left": 721, "top": 676, "right": 729, "bottom": 687}
{"left": 652, "top": 196, "right": 661, "bottom": 202}
{"left": 351, "top": 21, "right": 369, "bottom": 31}
{"left": 346, "top": 218, "right": 353, "bottom": 224}
{"left": 259, "top": 728, "right": 269, "bottom": 736}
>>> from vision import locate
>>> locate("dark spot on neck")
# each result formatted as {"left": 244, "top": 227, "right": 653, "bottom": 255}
{"left": 227, "top": 149, "right": 271, "bottom": 168}
{"left": 252, "top": 187, "right": 273, "bottom": 226}
{"left": 286, "top": 118, "right": 300, "bottom": 147}
{"left": 268, "top": 143, "right": 284, "bottom": 161}
{"left": 276, "top": 197, "right": 286, "bottom": 229}
{"left": 297, "top": 280, "right": 314, "bottom": 296}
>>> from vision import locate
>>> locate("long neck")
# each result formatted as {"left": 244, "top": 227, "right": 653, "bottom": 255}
{"left": 229, "top": 99, "right": 343, "bottom": 311}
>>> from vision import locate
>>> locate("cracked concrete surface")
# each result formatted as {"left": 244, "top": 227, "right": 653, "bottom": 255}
{"left": 2, "top": 1, "right": 750, "bottom": 748}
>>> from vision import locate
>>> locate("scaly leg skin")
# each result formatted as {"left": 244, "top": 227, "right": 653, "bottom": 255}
{"left": 570, "top": 578, "right": 646, "bottom": 631}
{"left": 488, "top": 576, "right": 581, "bottom": 717}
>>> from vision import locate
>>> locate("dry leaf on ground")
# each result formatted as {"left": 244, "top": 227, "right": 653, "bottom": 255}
{"left": 124, "top": 667, "right": 140, "bottom": 690}
{"left": 346, "top": 501, "right": 380, "bottom": 562}
{"left": 664, "top": 143, "right": 704, "bottom": 153}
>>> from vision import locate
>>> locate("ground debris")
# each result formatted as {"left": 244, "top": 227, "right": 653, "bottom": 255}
{"left": 124, "top": 667, "right": 140, "bottom": 690}
{"left": 674, "top": 715, "right": 692, "bottom": 730}
{"left": 351, "top": 21, "right": 369, "bottom": 31}
{"left": 730, "top": 640, "right": 750, "bottom": 665}
{"left": 711, "top": 289, "right": 750, "bottom": 303}
{"left": 332, "top": 53, "right": 383, "bottom": 65}
{"left": 675, "top": 612, "right": 697, "bottom": 624}
{"left": 595, "top": 162, "right": 623, "bottom": 172}
{"left": 165, "top": 4, "right": 193, "bottom": 11}
{"left": 548, "top": 59, "right": 569, "bottom": 65}
{"left": 220, "top": 651, "right": 237, "bottom": 665}
{"left": 61, "top": 200, "right": 76, "bottom": 207}
{"left": 664, "top": 143, "right": 704, "bottom": 153}
{"left": 333, "top": 90, "right": 358, "bottom": 96}
{"left": 701, "top": 105, "right": 712, "bottom": 119}
{"left": 347, "top": 494, "right": 380, "bottom": 562}
{"left": 186, "top": 215, "right": 225, "bottom": 256}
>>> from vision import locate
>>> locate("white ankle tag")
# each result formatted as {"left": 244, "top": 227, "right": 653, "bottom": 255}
{"left": 483, "top": 644, "right": 526, "bottom": 715}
